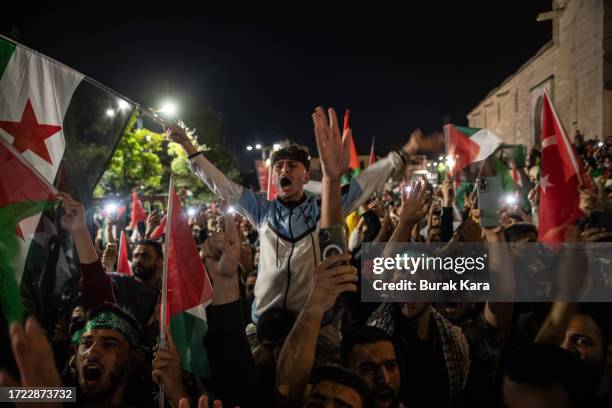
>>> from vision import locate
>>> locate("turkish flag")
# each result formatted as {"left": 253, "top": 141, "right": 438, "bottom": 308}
{"left": 538, "top": 91, "right": 590, "bottom": 243}
{"left": 117, "top": 231, "right": 133, "bottom": 276}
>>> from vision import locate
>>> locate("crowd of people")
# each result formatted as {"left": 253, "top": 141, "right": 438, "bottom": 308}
{"left": 2, "top": 106, "right": 612, "bottom": 408}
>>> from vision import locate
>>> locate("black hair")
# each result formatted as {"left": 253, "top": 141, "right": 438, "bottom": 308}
{"left": 310, "top": 364, "right": 375, "bottom": 408}
{"left": 575, "top": 303, "right": 612, "bottom": 347}
{"left": 503, "top": 343, "right": 589, "bottom": 406}
{"left": 503, "top": 222, "right": 538, "bottom": 242}
{"left": 256, "top": 307, "right": 295, "bottom": 343}
{"left": 340, "top": 326, "right": 394, "bottom": 367}
{"left": 247, "top": 270, "right": 258, "bottom": 278}
{"left": 134, "top": 239, "right": 163, "bottom": 258}
{"left": 270, "top": 143, "right": 310, "bottom": 171}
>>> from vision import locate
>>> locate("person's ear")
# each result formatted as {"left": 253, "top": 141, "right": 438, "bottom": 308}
{"left": 156, "top": 257, "right": 163, "bottom": 269}
{"left": 304, "top": 169, "right": 310, "bottom": 184}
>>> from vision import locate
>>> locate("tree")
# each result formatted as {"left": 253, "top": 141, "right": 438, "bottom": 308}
{"left": 93, "top": 112, "right": 165, "bottom": 197}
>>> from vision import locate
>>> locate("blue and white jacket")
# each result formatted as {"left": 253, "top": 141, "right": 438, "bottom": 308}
{"left": 190, "top": 152, "right": 404, "bottom": 323}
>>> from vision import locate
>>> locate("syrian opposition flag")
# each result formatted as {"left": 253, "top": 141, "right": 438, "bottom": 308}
{"left": 539, "top": 91, "right": 590, "bottom": 243}
{"left": 117, "top": 231, "right": 133, "bottom": 276}
{"left": 0, "top": 36, "right": 134, "bottom": 328}
{"left": 444, "top": 124, "right": 502, "bottom": 176}
{"left": 160, "top": 180, "right": 214, "bottom": 378}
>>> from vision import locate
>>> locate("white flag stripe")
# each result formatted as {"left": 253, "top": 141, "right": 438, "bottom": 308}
{"left": 471, "top": 129, "right": 502, "bottom": 162}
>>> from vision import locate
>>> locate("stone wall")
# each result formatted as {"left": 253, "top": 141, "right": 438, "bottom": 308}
{"left": 467, "top": 0, "right": 607, "bottom": 147}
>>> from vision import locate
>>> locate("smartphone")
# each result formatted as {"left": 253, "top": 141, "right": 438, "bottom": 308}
{"left": 319, "top": 225, "right": 347, "bottom": 261}
{"left": 477, "top": 176, "right": 504, "bottom": 227}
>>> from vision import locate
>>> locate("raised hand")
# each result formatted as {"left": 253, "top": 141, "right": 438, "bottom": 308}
{"left": 441, "top": 176, "right": 454, "bottom": 207}
{"left": 58, "top": 192, "right": 88, "bottom": 234}
{"left": 0, "top": 317, "right": 62, "bottom": 389}
{"left": 306, "top": 253, "right": 357, "bottom": 315}
{"left": 153, "top": 325, "right": 188, "bottom": 407}
{"left": 179, "top": 395, "right": 234, "bottom": 408}
{"left": 403, "top": 129, "right": 445, "bottom": 156}
{"left": 312, "top": 106, "right": 350, "bottom": 181}
{"left": 145, "top": 210, "right": 161, "bottom": 239}
{"left": 164, "top": 125, "right": 197, "bottom": 156}
{"left": 398, "top": 181, "right": 430, "bottom": 224}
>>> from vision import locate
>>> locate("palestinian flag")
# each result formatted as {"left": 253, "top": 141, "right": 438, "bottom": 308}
{"left": 0, "top": 138, "right": 57, "bottom": 322}
{"left": 149, "top": 215, "right": 166, "bottom": 240}
{"left": 0, "top": 36, "right": 134, "bottom": 329}
{"left": 130, "top": 191, "right": 146, "bottom": 229}
{"left": 117, "top": 231, "right": 133, "bottom": 277}
{"left": 343, "top": 109, "right": 361, "bottom": 174}
{"left": 444, "top": 124, "right": 502, "bottom": 176}
{"left": 162, "top": 184, "right": 213, "bottom": 378}
{"left": 368, "top": 137, "right": 376, "bottom": 166}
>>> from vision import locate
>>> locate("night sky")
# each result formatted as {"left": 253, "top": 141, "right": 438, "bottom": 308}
{"left": 3, "top": 3, "right": 552, "bottom": 171}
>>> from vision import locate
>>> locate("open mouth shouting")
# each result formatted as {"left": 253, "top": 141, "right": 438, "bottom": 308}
{"left": 279, "top": 176, "right": 293, "bottom": 191}
{"left": 82, "top": 362, "right": 104, "bottom": 384}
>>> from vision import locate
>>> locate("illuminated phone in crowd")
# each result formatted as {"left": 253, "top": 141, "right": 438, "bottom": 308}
{"left": 319, "top": 225, "right": 347, "bottom": 261}
{"left": 477, "top": 176, "right": 504, "bottom": 227}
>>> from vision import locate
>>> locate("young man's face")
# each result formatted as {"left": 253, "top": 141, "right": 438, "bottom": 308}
{"left": 561, "top": 313, "right": 607, "bottom": 383}
{"left": 272, "top": 159, "right": 309, "bottom": 201}
{"left": 304, "top": 380, "right": 364, "bottom": 408}
{"left": 76, "top": 328, "right": 131, "bottom": 400}
{"left": 348, "top": 341, "right": 400, "bottom": 408}
{"left": 131, "top": 244, "right": 161, "bottom": 281}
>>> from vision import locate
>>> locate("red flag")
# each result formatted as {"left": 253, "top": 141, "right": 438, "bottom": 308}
{"left": 368, "top": 137, "right": 377, "bottom": 166}
{"left": 149, "top": 215, "right": 166, "bottom": 240}
{"left": 117, "top": 231, "right": 133, "bottom": 276}
{"left": 267, "top": 165, "right": 277, "bottom": 201}
{"left": 538, "top": 91, "right": 590, "bottom": 243}
{"left": 342, "top": 109, "right": 360, "bottom": 171}
{"left": 129, "top": 191, "right": 146, "bottom": 228}
{"left": 255, "top": 160, "right": 269, "bottom": 193}
{"left": 165, "top": 186, "right": 214, "bottom": 323}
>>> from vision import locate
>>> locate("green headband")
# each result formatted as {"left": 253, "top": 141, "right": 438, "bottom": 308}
{"left": 72, "top": 310, "right": 140, "bottom": 346}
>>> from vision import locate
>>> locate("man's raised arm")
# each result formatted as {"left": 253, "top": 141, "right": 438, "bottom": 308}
{"left": 165, "top": 125, "right": 270, "bottom": 226}
{"left": 341, "top": 129, "right": 444, "bottom": 215}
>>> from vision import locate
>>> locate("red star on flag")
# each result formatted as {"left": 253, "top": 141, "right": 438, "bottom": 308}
{"left": 0, "top": 99, "right": 62, "bottom": 164}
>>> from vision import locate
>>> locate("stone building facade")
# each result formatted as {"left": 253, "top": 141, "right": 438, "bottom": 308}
{"left": 467, "top": 0, "right": 612, "bottom": 148}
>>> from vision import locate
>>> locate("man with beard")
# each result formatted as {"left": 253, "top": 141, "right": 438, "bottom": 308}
{"left": 58, "top": 193, "right": 161, "bottom": 337}
{"left": 72, "top": 302, "right": 151, "bottom": 407}
{"left": 341, "top": 326, "right": 403, "bottom": 408}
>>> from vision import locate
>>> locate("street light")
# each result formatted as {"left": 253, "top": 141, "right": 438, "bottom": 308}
{"left": 159, "top": 101, "right": 177, "bottom": 117}
{"left": 106, "top": 109, "right": 115, "bottom": 117}
{"left": 118, "top": 99, "right": 130, "bottom": 111}
{"left": 246, "top": 145, "right": 253, "bottom": 151}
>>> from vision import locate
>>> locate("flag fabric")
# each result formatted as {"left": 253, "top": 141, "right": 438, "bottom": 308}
{"left": 538, "top": 91, "right": 590, "bottom": 243}
{"left": 116, "top": 231, "right": 133, "bottom": 277}
{"left": 444, "top": 124, "right": 502, "bottom": 176}
{"left": 0, "top": 35, "right": 134, "bottom": 329}
{"left": 163, "top": 186, "right": 214, "bottom": 378}
{"left": 267, "top": 165, "right": 277, "bottom": 201}
{"left": 368, "top": 137, "right": 376, "bottom": 166}
{"left": 0, "top": 138, "right": 58, "bottom": 322}
{"left": 129, "top": 191, "right": 146, "bottom": 228}
{"left": 149, "top": 215, "right": 166, "bottom": 240}
{"left": 343, "top": 109, "right": 360, "bottom": 173}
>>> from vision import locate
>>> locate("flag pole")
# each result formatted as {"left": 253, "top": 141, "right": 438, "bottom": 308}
{"left": 158, "top": 173, "right": 174, "bottom": 407}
